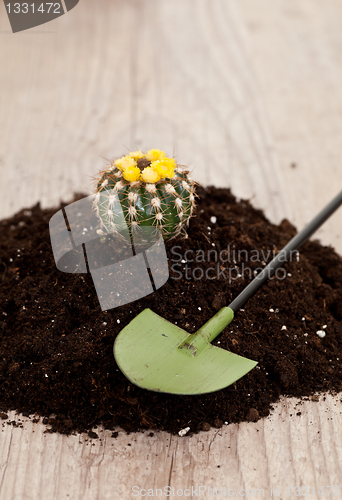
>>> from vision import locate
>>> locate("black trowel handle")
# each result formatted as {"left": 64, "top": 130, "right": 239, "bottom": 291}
{"left": 228, "top": 190, "right": 342, "bottom": 313}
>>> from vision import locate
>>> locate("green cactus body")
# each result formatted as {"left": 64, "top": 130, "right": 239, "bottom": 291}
{"left": 93, "top": 151, "right": 197, "bottom": 241}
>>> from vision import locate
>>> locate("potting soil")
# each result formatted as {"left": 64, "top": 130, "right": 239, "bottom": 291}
{"left": 0, "top": 186, "right": 341, "bottom": 435}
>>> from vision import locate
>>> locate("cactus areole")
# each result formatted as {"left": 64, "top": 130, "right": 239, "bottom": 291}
{"left": 93, "top": 149, "right": 197, "bottom": 241}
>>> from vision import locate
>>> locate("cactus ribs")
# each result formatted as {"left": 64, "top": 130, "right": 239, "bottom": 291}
{"left": 93, "top": 150, "right": 197, "bottom": 241}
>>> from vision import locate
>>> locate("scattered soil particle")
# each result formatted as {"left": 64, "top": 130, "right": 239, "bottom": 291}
{"left": 88, "top": 431, "right": 98, "bottom": 439}
{"left": 200, "top": 422, "right": 211, "bottom": 432}
{"left": 246, "top": 408, "right": 260, "bottom": 422}
{"left": 0, "top": 186, "right": 341, "bottom": 435}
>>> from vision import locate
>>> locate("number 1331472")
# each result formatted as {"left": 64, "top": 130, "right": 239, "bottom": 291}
{"left": 6, "top": 3, "right": 61, "bottom": 14}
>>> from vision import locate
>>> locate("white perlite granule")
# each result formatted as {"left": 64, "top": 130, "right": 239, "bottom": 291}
{"left": 178, "top": 427, "right": 190, "bottom": 437}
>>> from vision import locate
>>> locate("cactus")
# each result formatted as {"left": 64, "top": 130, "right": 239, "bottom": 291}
{"left": 93, "top": 149, "right": 197, "bottom": 241}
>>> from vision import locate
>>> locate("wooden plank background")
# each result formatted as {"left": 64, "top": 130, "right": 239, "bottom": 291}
{"left": 0, "top": 0, "right": 342, "bottom": 498}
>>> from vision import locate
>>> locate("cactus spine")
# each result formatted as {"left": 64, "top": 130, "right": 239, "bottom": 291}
{"left": 93, "top": 150, "right": 197, "bottom": 241}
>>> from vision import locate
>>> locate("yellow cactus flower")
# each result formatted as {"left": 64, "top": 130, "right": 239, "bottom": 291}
{"left": 122, "top": 166, "right": 141, "bottom": 182}
{"left": 141, "top": 167, "right": 161, "bottom": 183}
{"left": 146, "top": 149, "right": 166, "bottom": 162}
{"left": 128, "top": 150, "right": 145, "bottom": 161}
{"left": 151, "top": 157, "right": 176, "bottom": 179}
{"left": 114, "top": 155, "right": 137, "bottom": 171}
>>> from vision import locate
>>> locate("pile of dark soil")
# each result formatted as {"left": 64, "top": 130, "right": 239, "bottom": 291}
{"left": 0, "top": 186, "right": 341, "bottom": 435}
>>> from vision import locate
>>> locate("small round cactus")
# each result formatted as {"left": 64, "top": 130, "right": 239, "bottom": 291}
{"left": 93, "top": 149, "right": 197, "bottom": 241}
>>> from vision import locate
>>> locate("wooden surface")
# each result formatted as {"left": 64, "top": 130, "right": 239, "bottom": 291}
{"left": 0, "top": 0, "right": 342, "bottom": 498}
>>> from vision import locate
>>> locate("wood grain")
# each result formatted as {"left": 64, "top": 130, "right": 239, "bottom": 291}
{"left": 0, "top": 0, "right": 342, "bottom": 498}
{"left": 1, "top": 393, "right": 342, "bottom": 499}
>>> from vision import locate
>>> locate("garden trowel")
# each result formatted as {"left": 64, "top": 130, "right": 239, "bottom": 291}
{"left": 114, "top": 190, "right": 342, "bottom": 395}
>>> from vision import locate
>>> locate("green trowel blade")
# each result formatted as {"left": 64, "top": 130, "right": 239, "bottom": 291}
{"left": 114, "top": 308, "right": 257, "bottom": 395}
